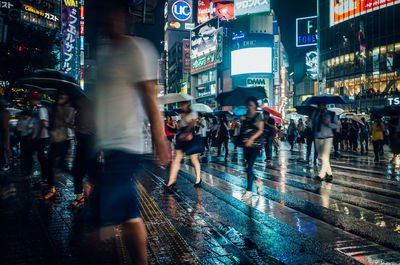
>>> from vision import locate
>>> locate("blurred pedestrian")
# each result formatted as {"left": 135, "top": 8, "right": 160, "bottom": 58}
{"left": 359, "top": 117, "right": 369, "bottom": 155}
{"left": 312, "top": 103, "right": 339, "bottom": 182}
{"left": 216, "top": 114, "right": 229, "bottom": 161}
{"left": 232, "top": 118, "right": 241, "bottom": 151}
{"left": 95, "top": 1, "right": 170, "bottom": 264}
{"left": 210, "top": 117, "right": 219, "bottom": 152}
{"left": 341, "top": 118, "right": 349, "bottom": 151}
{"left": 167, "top": 101, "right": 202, "bottom": 188}
{"left": 263, "top": 111, "right": 275, "bottom": 161}
{"left": 165, "top": 114, "right": 177, "bottom": 143}
{"left": 198, "top": 116, "right": 209, "bottom": 152}
{"left": 287, "top": 119, "right": 297, "bottom": 151}
{"left": 25, "top": 91, "right": 54, "bottom": 197}
{"left": 349, "top": 120, "right": 359, "bottom": 153}
{"left": 370, "top": 116, "right": 384, "bottom": 162}
{"left": 296, "top": 118, "right": 305, "bottom": 152}
{"left": 305, "top": 116, "right": 317, "bottom": 163}
{"left": 387, "top": 114, "right": 400, "bottom": 162}
{"left": 240, "top": 97, "right": 263, "bottom": 200}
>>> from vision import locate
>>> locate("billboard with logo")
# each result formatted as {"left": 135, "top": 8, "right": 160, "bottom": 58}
{"left": 296, "top": 16, "right": 317, "bottom": 47}
{"left": 166, "top": 0, "right": 194, "bottom": 30}
{"left": 234, "top": 0, "right": 270, "bottom": 17}
{"left": 330, "top": 0, "right": 400, "bottom": 26}
{"left": 182, "top": 39, "right": 191, "bottom": 72}
{"left": 197, "top": 0, "right": 234, "bottom": 24}
{"left": 190, "top": 18, "right": 223, "bottom": 74}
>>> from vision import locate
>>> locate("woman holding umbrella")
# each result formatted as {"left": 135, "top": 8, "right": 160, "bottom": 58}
{"left": 240, "top": 97, "right": 263, "bottom": 200}
{"left": 287, "top": 119, "right": 297, "bottom": 152}
{"left": 167, "top": 101, "right": 202, "bottom": 189}
{"left": 216, "top": 114, "right": 230, "bottom": 161}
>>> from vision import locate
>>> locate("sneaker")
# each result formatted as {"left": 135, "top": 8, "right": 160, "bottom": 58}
{"left": 255, "top": 179, "right": 262, "bottom": 194}
{"left": 325, "top": 174, "right": 333, "bottom": 182}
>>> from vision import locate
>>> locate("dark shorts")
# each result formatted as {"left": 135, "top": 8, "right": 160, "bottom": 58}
{"left": 97, "top": 150, "right": 143, "bottom": 227}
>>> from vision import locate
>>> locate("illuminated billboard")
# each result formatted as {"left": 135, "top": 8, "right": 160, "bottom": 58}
{"left": 197, "top": 0, "right": 234, "bottom": 24}
{"left": 190, "top": 18, "right": 223, "bottom": 73}
{"left": 231, "top": 47, "right": 272, "bottom": 76}
{"left": 296, "top": 16, "right": 317, "bottom": 47}
{"left": 234, "top": 0, "right": 270, "bottom": 17}
{"left": 166, "top": 0, "right": 195, "bottom": 30}
{"left": 330, "top": 0, "right": 400, "bottom": 26}
{"left": 62, "top": 2, "right": 80, "bottom": 80}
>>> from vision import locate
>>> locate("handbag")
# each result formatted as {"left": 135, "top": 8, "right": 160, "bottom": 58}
{"left": 184, "top": 135, "right": 205, "bottom": 155}
{"left": 178, "top": 126, "right": 194, "bottom": 142}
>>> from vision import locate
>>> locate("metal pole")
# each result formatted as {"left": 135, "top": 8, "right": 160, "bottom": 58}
{"left": 317, "top": 0, "right": 321, "bottom": 95}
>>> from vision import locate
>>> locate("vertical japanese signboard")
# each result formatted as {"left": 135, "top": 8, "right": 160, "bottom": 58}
{"left": 182, "top": 39, "right": 191, "bottom": 72}
{"left": 62, "top": 0, "right": 79, "bottom": 80}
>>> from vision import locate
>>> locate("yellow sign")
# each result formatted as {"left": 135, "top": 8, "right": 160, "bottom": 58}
{"left": 64, "top": 0, "right": 78, "bottom": 7}
{"left": 180, "top": 83, "right": 188, "bottom": 94}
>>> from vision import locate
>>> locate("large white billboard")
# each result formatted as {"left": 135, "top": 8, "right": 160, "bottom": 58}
{"left": 231, "top": 47, "right": 272, "bottom": 75}
{"left": 234, "top": 0, "right": 270, "bottom": 17}
{"left": 330, "top": 0, "right": 400, "bottom": 27}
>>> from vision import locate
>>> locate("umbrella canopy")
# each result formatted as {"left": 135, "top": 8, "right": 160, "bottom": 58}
{"left": 260, "top": 106, "right": 282, "bottom": 119}
{"left": 17, "top": 77, "right": 86, "bottom": 100}
{"left": 23, "top": 68, "right": 77, "bottom": 83}
{"left": 295, "top": 105, "right": 317, "bottom": 117}
{"left": 302, "top": 94, "right": 350, "bottom": 105}
{"left": 213, "top": 110, "right": 233, "bottom": 117}
{"left": 232, "top": 106, "right": 247, "bottom": 116}
{"left": 271, "top": 115, "right": 282, "bottom": 124}
{"left": 372, "top": 105, "right": 400, "bottom": 117}
{"left": 328, "top": 107, "right": 344, "bottom": 116}
{"left": 191, "top": 103, "right": 213, "bottom": 113}
{"left": 40, "top": 99, "right": 55, "bottom": 107}
{"left": 6, "top": 108, "right": 23, "bottom": 116}
{"left": 21, "top": 84, "right": 57, "bottom": 94}
{"left": 216, "top": 86, "right": 266, "bottom": 106}
{"left": 349, "top": 116, "right": 365, "bottom": 126}
{"left": 157, "top": 93, "right": 194, "bottom": 105}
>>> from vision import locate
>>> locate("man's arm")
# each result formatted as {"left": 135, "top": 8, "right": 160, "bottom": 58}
{"left": 140, "top": 80, "right": 170, "bottom": 165}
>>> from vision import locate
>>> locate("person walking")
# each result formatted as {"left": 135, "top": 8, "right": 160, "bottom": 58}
{"left": 263, "top": 111, "right": 275, "bottom": 162}
{"left": 198, "top": 116, "right": 208, "bottom": 152}
{"left": 68, "top": 99, "right": 97, "bottom": 209}
{"left": 312, "top": 103, "right": 340, "bottom": 182}
{"left": 210, "top": 117, "right": 219, "bottom": 153}
{"left": 370, "top": 116, "right": 384, "bottom": 162}
{"left": 232, "top": 118, "right": 241, "bottom": 151}
{"left": 359, "top": 117, "right": 369, "bottom": 155}
{"left": 305, "top": 117, "right": 317, "bottom": 163}
{"left": 24, "top": 91, "right": 55, "bottom": 198}
{"left": 216, "top": 114, "right": 229, "bottom": 161}
{"left": 95, "top": 1, "right": 170, "bottom": 264}
{"left": 167, "top": 101, "right": 202, "bottom": 188}
{"left": 287, "top": 119, "right": 297, "bottom": 151}
{"left": 349, "top": 120, "right": 359, "bottom": 153}
{"left": 296, "top": 118, "right": 305, "bottom": 152}
{"left": 240, "top": 97, "right": 263, "bottom": 200}
{"left": 165, "top": 114, "right": 177, "bottom": 143}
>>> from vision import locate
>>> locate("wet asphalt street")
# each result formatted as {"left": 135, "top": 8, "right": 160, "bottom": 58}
{"left": 1, "top": 142, "right": 400, "bottom": 265}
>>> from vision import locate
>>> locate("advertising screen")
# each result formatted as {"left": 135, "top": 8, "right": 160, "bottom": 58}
{"left": 234, "top": 0, "right": 270, "bottom": 17}
{"left": 166, "top": 0, "right": 195, "bottom": 30}
{"left": 330, "top": 0, "right": 400, "bottom": 26}
{"left": 231, "top": 47, "right": 272, "bottom": 75}
{"left": 197, "top": 0, "right": 234, "bottom": 24}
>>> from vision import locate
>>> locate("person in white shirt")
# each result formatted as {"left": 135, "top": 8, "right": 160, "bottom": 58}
{"left": 95, "top": 1, "right": 170, "bottom": 264}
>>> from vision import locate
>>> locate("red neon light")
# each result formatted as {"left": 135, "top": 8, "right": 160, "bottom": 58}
{"left": 80, "top": 6, "right": 84, "bottom": 19}
{"left": 80, "top": 21, "right": 84, "bottom": 35}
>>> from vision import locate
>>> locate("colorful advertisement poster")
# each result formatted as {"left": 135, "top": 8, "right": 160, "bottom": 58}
{"left": 234, "top": 0, "right": 270, "bottom": 17}
{"left": 166, "top": 0, "right": 194, "bottom": 30}
{"left": 62, "top": 2, "right": 80, "bottom": 80}
{"left": 182, "top": 39, "right": 191, "bottom": 72}
{"left": 190, "top": 18, "right": 223, "bottom": 73}
{"left": 330, "top": 0, "right": 400, "bottom": 27}
{"left": 197, "top": 0, "right": 234, "bottom": 24}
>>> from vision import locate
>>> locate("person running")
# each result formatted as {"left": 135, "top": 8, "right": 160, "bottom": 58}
{"left": 95, "top": 1, "right": 170, "bottom": 264}
{"left": 312, "top": 103, "right": 340, "bottom": 182}
{"left": 216, "top": 114, "right": 229, "bottom": 161}
{"left": 287, "top": 119, "right": 297, "bottom": 151}
{"left": 296, "top": 118, "right": 305, "bottom": 152}
{"left": 241, "top": 97, "right": 263, "bottom": 200}
{"left": 263, "top": 111, "right": 275, "bottom": 162}
{"left": 370, "top": 116, "right": 384, "bottom": 162}
{"left": 167, "top": 101, "right": 202, "bottom": 188}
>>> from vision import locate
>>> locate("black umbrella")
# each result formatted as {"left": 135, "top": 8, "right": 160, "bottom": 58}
{"left": 213, "top": 110, "right": 233, "bottom": 117}
{"left": 216, "top": 86, "right": 266, "bottom": 106}
{"left": 295, "top": 105, "right": 317, "bottom": 117}
{"left": 372, "top": 105, "right": 400, "bottom": 117}
{"left": 302, "top": 94, "right": 350, "bottom": 105}
{"left": 24, "top": 68, "right": 77, "bottom": 84}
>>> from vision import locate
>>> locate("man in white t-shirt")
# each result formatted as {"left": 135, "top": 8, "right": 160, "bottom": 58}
{"left": 95, "top": 1, "right": 170, "bottom": 264}
{"left": 25, "top": 91, "right": 54, "bottom": 195}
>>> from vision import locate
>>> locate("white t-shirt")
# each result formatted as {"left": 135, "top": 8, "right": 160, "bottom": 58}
{"left": 95, "top": 37, "right": 158, "bottom": 154}
{"left": 199, "top": 119, "right": 207, "bottom": 137}
{"left": 30, "top": 106, "right": 49, "bottom": 139}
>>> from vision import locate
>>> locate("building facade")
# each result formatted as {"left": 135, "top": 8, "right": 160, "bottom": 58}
{"left": 319, "top": 0, "right": 400, "bottom": 111}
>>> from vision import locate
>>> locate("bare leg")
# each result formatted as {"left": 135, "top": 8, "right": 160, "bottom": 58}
{"left": 168, "top": 150, "right": 184, "bottom": 186}
{"left": 122, "top": 219, "right": 148, "bottom": 265}
{"left": 190, "top": 154, "right": 201, "bottom": 184}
